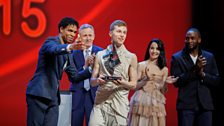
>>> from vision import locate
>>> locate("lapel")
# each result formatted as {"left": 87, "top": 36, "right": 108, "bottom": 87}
{"left": 68, "top": 52, "right": 76, "bottom": 67}
{"left": 75, "top": 45, "right": 98, "bottom": 68}
{"left": 76, "top": 50, "right": 85, "bottom": 67}
{"left": 181, "top": 50, "right": 195, "bottom": 70}
{"left": 91, "top": 45, "right": 96, "bottom": 54}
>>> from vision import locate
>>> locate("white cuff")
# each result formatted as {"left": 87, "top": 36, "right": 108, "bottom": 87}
{"left": 88, "top": 67, "right": 93, "bottom": 73}
{"left": 67, "top": 44, "right": 72, "bottom": 52}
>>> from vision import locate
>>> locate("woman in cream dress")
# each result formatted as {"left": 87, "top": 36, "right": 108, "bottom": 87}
{"left": 128, "top": 39, "right": 178, "bottom": 126}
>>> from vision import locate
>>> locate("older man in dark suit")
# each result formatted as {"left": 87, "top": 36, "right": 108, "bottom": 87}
{"left": 70, "top": 24, "right": 103, "bottom": 126}
{"left": 171, "top": 28, "right": 220, "bottom": 126}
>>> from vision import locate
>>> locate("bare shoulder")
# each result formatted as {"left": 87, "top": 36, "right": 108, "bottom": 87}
{"left": 137, "top": 61, "right": 147, "bottom": 72}
{"left": 138, "top": 60, "right": 146, "bottom": 67}
{"left": 130, "top": 53, "right": 138, "bottom": 65}
{"left": 95, "top": 49, "right": 106, "bottom": 59}
{"left": 131, "top": 53, "right": 137, "bottom": 61}
{"left": 162, "top": 66, "right": 168, "bottom": 73}
{"left": 138, "top": 60, "right": 146, "bottom": 65}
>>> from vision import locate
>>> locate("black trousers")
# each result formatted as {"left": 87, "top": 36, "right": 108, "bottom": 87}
{"left": 26, "top": 95, "right": 59, "bottom": 126}
{"left": 177, "top": 109, "right": 212, "bottom": 126}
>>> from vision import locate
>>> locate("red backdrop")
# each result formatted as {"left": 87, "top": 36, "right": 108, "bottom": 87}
{"left": 0, "top": 0, "right": 191, "bottom": 125}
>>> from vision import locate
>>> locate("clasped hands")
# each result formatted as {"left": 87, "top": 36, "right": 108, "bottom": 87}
{"left": 139, "top": 75, "right": 179, "bottom": 84}
{"left": 84, "top": 53, "right": 96, "bottom": 68}
{"left": 196, "top": 55, "right": 206, "bottom": 78}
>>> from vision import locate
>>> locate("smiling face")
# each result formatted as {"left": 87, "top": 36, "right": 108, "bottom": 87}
{"left": 109, "top": 25, "right": 127, "bottom": 47}
{"left": 79, "top": 27, "right": 95, "bottom": 49}
{"left": 149, "top": 42, "right": 160, "bottom": 61}
{"left": 60, "top": 24, "right": 78, "bottom": 43}
{"left": 185, "top": 30, "right": 201, "bottom": 51}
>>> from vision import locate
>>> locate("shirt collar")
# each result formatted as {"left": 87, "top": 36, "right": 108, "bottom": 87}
{"left": 83, "top": 46, "right": 92, "bottom": 55}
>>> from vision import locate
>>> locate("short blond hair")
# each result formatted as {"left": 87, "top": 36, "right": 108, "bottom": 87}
{"left": 110, "top": 20, "right": 127, "bottom": 31}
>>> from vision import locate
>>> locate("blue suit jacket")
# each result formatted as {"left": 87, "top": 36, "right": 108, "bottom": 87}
{"left": 70, "top": 45, "right": 103, "bottom": 101}
{"left": 171, "top": 48, "right": 220, "bottom": 110}
{"left": 26, "top": 36, "right": 91, "bottom": 104}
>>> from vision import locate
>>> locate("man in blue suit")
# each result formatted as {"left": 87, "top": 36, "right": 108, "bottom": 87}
{"left": 26, "top": 17, "right": 92, "bottom": 126}
{"left": 70, "top": 24, "right": 103, "bottom": 126}
{"left": 171, "top": 28, "right": 220, "bottom": 126}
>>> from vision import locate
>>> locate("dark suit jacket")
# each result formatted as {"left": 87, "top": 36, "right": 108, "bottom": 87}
{"left": 70, "top": 45, "right": 103, "bottom": 102}
{"left": 171, "top": 48, "right": 220, "bottom": 110}
{"left": 26, "top": 36, "right": 91, "bottom": 104}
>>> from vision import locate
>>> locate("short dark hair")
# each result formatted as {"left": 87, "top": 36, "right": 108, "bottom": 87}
{"left": 110, "top": 20, "right": 127, "bottom": 31}
{"left": 58, "top": 17, "right": 79, "bottom": 33}
{"left": 144, "top": 38, "right": 167, "bottom": 69}
{"left": 187, "top": 27, "right": 201, "bottom": 38}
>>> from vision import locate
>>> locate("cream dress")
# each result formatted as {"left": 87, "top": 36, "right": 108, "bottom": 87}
{"left": 89, "top": 44, "right": 136, "bottom": 126}
{"left": 129, "top": 61, "right": 168, "bottom": 126}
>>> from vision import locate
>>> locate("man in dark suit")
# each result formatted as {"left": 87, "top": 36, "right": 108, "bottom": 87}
{"left": 171, "top": 28, "right": 220, "bottom": 126}
{"left": 70, "top": 24, "right": 103, "bottom": 126}
{"left": 26, "top": 17, "right": 92, "bottom": 126}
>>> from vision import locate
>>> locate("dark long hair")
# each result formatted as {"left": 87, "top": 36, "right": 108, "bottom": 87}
{"left": 144, "top": 38, "right": 167, "bottom": 69}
